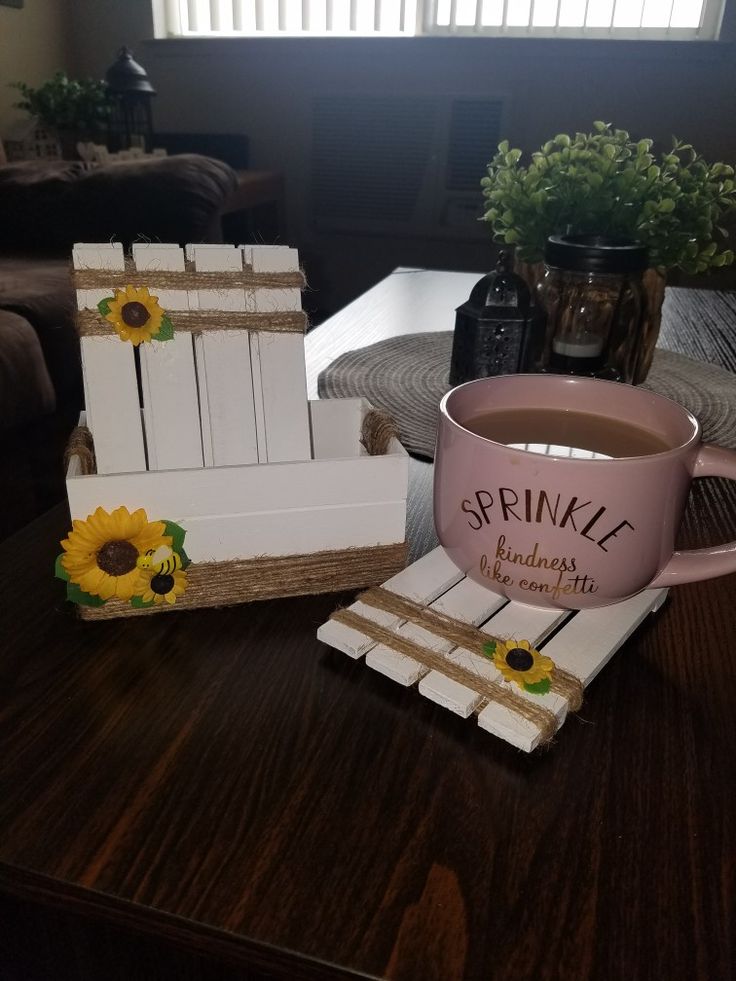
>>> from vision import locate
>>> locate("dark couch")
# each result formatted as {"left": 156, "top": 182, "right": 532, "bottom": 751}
{"left": 0, "top": 153, "right": 237, "bottom": 424}
{"left": 0, "top": 154, "right": 237, "bottom": 539}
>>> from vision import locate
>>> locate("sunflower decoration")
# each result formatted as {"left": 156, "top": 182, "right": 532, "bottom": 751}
{"left": 483, "top": 638, "right": 555, "bottom": 695}
{"left": 55, "top": 506, "right": 190, "bottom": 609}
{"left": 98, "top": 285, "right": 174, "bottom": 345}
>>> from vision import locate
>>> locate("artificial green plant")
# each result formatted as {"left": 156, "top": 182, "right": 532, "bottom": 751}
{"left": 11, "top": 71, "right": 111, "bottom": 135}
{"left": 481, "top": 122, "right": 736, "bottom": 275}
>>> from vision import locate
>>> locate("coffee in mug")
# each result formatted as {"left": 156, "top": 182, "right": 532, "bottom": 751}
{"left": 433, "top": 375, "right": 736, "bottom": 610}
{"left": 463, "top": 407, "right": 671, "bottom": 459}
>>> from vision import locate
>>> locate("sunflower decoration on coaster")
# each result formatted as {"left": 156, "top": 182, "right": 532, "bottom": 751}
{"left": 55, "top": 506, "right": 190, "bottom": 609}
{"left": 99, "top": 285, "right": 174, "bottom": 345}
{"left": 483, "top": 638, "right": 555, "bottom": 695}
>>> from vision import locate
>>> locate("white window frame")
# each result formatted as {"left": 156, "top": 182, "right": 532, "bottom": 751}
{"left": 153, "top": 0, "right": 728, "bottom": 41}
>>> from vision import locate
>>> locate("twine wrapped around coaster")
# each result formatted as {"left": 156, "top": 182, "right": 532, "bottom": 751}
{"left": 63, "top": 426, "right": 96, "bottom": 476}
{"left": 357, "top": 586, "right": 584, "bottom": 710}
{"left": 77, "top": 542, "right": 408, "bottom": 620}
{"left": 330, "top": 607, "right": 558, "bottom": 744}
{"left": 361, "top": 409, "right": 400, "bottom": 455}
{"left": 76, "top": 308, "right": 308, "bottom": 337}
{"left": 72, "top": 260, "right": 306, "bottom": 292}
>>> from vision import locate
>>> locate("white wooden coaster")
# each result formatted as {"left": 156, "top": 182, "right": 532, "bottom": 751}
{"left": 317, "top": 546, "right": 668, "bottom": 752}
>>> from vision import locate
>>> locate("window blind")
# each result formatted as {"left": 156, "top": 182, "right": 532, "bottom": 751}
{"left": 160, "top": 0, "right": 725, "bottom": 38}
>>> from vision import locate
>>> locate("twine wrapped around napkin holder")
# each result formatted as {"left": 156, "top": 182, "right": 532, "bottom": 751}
{"left": 63, "top": 405, "right": 409, "bottom": 620}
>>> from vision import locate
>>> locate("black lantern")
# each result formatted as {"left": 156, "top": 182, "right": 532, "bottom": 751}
{"left": 105, "top": 47, "right": 155, "bottom": 152}
{"left": 449, "top": 252, "right": 538, "bottom": 385}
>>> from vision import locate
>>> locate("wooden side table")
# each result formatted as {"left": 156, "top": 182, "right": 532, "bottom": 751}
{"left": 220, "top": 169, "right": 286, "bottom": 244}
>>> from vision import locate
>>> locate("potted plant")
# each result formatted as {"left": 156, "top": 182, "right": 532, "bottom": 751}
{"left": 10, "top": 71, "right": 111, "bottom": 159}
{"left": 481, "top": 122, "right": 736, "bottom": 381}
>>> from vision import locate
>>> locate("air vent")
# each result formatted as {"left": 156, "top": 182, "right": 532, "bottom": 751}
{"left": 446, "top": 99, "right": 503, "bottom": 191}
{"left": 311, "top": 96, "right": 438, "bottom": 226}
{"left": 310, "top": 94, "right": 505, "bottom": 237}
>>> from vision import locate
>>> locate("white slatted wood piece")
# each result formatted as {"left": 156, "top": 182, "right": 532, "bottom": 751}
{"left": 431, "top": 576, "right": 507, "bottom": 621}
{"left": 365, "top": 647, "right": 427, "bottom": 686}
{"left": 540, "top": 588, "right": 668, "bottom": 685}
{"left": 309, "top": 398, "right": 364, "bottom": 460}
{"left": 317, "top": 546, "right": 670, "bottom": 752}
{"left": 415, "top": 578, "right": 508, "bottom": 716}
{"left": 419, "top": 584, "right": 567, "bottom": 722}
{"left": 371, "top": 576, "right": 510, "bottom": 690}
{"left": 79, "top": 336, "right": 146, "bottom": 475}
{"left": 316, "top": 545, "right": 463, "bottom": 658}
{"left": 360, "top": 546, "right": 468, "bottom": 675}
{"left": 327, "top": 547, "right": 470, "bottom": 681}
{"left": 195, "top": 331, "right": 260, "bottom": 466}
{"left": 383, "top": 546, "right": 464, "bottom": 603}
{"left": 190, "top": 245, "right": 259, "bottom": 467}
{"left": 249, "top": 333, "right": 268, "bottom": 463}
{"left": 131, "top": 243, "right": 188, "bottom": 311}
{"left": 73, "top": 243, "right": 127, "bottom": 448}
{"left": 248, "top": 245, "right": 310, "bottom": 463}
{"left": 191, "top": 244, "right": 244, "bottom": 311}
{"left": 250, "top": 330, "right": 311, "bottom": 462}
{"left": 244, "top": 244, "right": 300, "bottom": 274}
{"left": 140, "top": 333, "right": 204, "bottom": 472}
{"left": 65, "top": 436, "right": 408, "bottom": 523}
{"left": 477, "top": 704, "right": 542, "bottom": 753}
{"left": 179, "top": 500, "right": 405, "bottom": 562}
{"left": 72, "top": 242, "right": 125, "bottom": 310}
{"left": 481, "top": 601, "right": 569, "bottom": 647}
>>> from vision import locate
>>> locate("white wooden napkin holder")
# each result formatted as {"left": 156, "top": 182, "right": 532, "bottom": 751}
{"left": 63, "top": 243, "right": 409, "bottom": 619}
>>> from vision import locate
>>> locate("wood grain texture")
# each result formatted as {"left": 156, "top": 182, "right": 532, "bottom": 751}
{"left": 2, "top": 274, "right": 736, "bottom": 980}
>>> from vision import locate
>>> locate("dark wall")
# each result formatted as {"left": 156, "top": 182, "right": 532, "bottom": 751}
{"left": 68, "top": 2, "right": 736, "bottom": 313}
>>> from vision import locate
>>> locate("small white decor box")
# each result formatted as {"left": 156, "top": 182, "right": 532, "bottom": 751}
{"left": 58, "top": 244, "right": 408, "bottom": 620}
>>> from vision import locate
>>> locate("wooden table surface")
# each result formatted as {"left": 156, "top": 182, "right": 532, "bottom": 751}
{"left": 1, "top": 272, "right": 735, "bottom": 981}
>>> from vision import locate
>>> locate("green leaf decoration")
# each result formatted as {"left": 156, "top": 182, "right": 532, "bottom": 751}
{"left": 163, "top": 520, "right": 187, "bottom": 555}
{"left": 54, "top": 553, "right": 70, "bottom": 582}
{"left": 66, "top": 582, "right": 107, "bottom": 608}
{"left": 154, "top": 315, "right": 175, "bottom": 342}
{"left": 177, "top": 547, "right": 191, "bottom": 570}
{"left": 524, "top": 678, "right": 551, "bottom": 696}
{"left": 130, "top": 594, "right": 156, "bottom": 609}
{"left": 482, "top": 641, "right": 497, "bottom": 659}
{"left": 97, "top": 297, "right": 112, "bottom": 316}
{"left": 480, "top": 123, "right": 736, "bottom": 272}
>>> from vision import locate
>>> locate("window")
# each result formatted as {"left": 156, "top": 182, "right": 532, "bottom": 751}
{"left": 158, "top": 0, "right": 726, "bottom": 39}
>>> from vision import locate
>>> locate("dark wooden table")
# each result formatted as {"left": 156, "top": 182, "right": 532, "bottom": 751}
{"left": 1, "top": 272, "right": 735, "bottom": 981}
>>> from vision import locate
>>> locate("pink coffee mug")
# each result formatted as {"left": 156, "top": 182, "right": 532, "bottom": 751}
{"left": 434, "top": 374, "right": 736, "bottom": 610}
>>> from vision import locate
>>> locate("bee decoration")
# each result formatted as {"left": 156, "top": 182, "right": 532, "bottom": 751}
{"left": 137, "top": 545, "right": 183, "bottom": 576}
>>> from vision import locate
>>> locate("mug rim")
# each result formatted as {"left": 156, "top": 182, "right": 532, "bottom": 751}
{"left": 439, "top": 374, "right": 701, "bottom": 463}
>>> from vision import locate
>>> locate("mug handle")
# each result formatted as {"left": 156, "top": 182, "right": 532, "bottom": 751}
{"left": 650, "top": 444, "right": 736, "bottom": 588}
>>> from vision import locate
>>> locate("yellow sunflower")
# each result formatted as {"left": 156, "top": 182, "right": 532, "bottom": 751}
{"left": 492, "top": 639, "right": 554, "bottom": 691}
{"left": 104, "top": 285, "right": 165, "bottom": 345}
{"left": 60, "top": 506, "right": 170, "bottom": 601}
{"left": 136, "top": 566, "right": 188, "bottom": 606}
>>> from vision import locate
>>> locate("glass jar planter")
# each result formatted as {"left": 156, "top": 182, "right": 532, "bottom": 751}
{"left": 517, "top": 239, "right": 663, "bottom": 385}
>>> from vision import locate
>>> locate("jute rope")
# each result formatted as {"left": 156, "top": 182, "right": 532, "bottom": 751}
{"left": 361, "top": 409, "right": 400, "bottom": 456}
{"left": 66, "top": 409, "right": 408, "bottom": 620}
{"left": 63, "top": 425, "right": 96, "bottom": 476}
{"left": 72, "top": 261, "right": 306, "bottom": 292}
{"left": 78, "top": 542, "right": 408, "bottom": 620}
{"left": 76, "top": 308, "right": 307, "bottom": 337}
{"left": 356, "top": 586, "right": 584, "bottom": 710}
{"left": 330, "top": 607, "right": 558, "bottom": 744}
